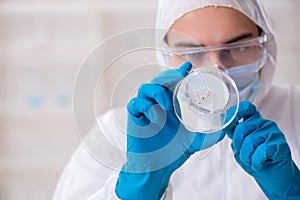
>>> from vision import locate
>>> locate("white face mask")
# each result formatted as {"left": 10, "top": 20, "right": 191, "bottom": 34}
{"left": 225, "top": 61, "right": 261, "bottom": 102}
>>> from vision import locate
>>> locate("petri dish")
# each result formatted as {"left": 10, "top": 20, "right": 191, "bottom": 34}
{"left": 173, "top": 67, "right": 239, "bottom": 133}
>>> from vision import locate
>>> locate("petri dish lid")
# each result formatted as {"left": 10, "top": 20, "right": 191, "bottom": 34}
{"left": 173, "top": 67, "right": 239, "bottom": 133}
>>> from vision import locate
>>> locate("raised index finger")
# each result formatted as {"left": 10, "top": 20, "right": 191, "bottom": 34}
{"left": 151, "top": 62, "right": 192, "bottom": 91}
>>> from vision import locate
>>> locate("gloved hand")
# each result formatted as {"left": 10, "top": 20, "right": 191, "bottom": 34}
{"left": 225, "top": 101, "right": 300, "bottom": 200}
{"left": 115, "top": 62, "right": 225, "bottom": 200}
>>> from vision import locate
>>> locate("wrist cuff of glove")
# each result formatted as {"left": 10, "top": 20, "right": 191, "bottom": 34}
{"left": 255, "top": 161, "right": 300, "bottom": 200}
{"left": 116, "top": 169, "right": 170, "bottom": 200}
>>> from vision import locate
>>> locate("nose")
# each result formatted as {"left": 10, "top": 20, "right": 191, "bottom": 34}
{"left": 207, "top": 51, "right": 226, "bottom": 70}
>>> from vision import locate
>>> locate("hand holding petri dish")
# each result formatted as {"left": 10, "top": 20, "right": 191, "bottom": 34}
{"left": 173, "top": 66, "right": 239, "bottom": 133}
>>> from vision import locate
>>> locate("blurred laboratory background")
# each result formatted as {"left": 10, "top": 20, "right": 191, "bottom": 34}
{"left": 0, "top": 0, "right": 299, "bottom": 199}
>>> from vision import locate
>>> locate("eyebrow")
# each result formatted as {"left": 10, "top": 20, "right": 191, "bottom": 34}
{"left": 171, "top": 32, "right": 255, "bottom": 48}
{"left": 224, "top": 32, "right": 254, "bottom": 44}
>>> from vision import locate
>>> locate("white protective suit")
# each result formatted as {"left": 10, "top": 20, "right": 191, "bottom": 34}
{"left": 53, "top": 0, "right": 300, "bottom": 199}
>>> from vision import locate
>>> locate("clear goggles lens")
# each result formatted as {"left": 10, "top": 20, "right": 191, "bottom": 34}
{"left": 164, "top": 34, "right": 267, "bottom": 71}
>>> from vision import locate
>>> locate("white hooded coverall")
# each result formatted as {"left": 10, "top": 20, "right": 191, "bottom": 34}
{"left": 53, "top": 0, "right": 300, "bottom": 199}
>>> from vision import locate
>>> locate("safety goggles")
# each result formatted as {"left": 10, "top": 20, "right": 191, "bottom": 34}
{"left": 163, "top": 34, "right": 267, "bottom": 71}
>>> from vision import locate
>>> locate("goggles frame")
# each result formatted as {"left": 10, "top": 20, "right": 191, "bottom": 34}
{"left": 163, "top": 34, "right": 268, "bottom": 69}
{"left": 165, "top": 34, "right": 267, "bottom": 53}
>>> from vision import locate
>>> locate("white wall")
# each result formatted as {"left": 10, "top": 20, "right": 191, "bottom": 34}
{"left": 0, "top": 1, "right": 158, "bottom": 199}
{"left": 263, "top": 0, "right": 300, "bottom": 85}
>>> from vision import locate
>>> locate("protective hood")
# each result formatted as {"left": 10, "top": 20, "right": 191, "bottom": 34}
{"left": 155, "top": 0, "right": 277, "bottom": 105}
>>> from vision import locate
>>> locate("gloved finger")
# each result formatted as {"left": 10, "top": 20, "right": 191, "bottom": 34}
{"left": 137, "top": 83, "right": 172, "bottom": 111}
{"left": 231, "top": 121, "right": 258, "bottom": 155}
{"left": 251, "top": 131, "right": 290, "bottom": 171}
{"left": 225, "top": 101, "right": 259, "bottom": 139}
{"left": 151, "top": 61, "right": 192, "bottom": 91}
{"left": 177, "top": 61, "right": 192, "bottom": 76}
{"left": 251, "top": 142, "right": 278, "bottom": 171}
{"left": 127, "top": 97, "right": 165, "bottom": 124}
{"left": 239, "top": 129, "right": 268, "bottom": 167}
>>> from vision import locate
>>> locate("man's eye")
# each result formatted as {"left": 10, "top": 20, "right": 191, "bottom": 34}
{"left": 231, "top": 47, "right": 251, "bottom": 54}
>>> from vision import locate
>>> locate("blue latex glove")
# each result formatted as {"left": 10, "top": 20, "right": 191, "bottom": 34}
{"left": 115, "top": 62, "right": 225, "bottom": 200}
{"left": 225, "top": 101, "right": 300, "bottom": 200}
